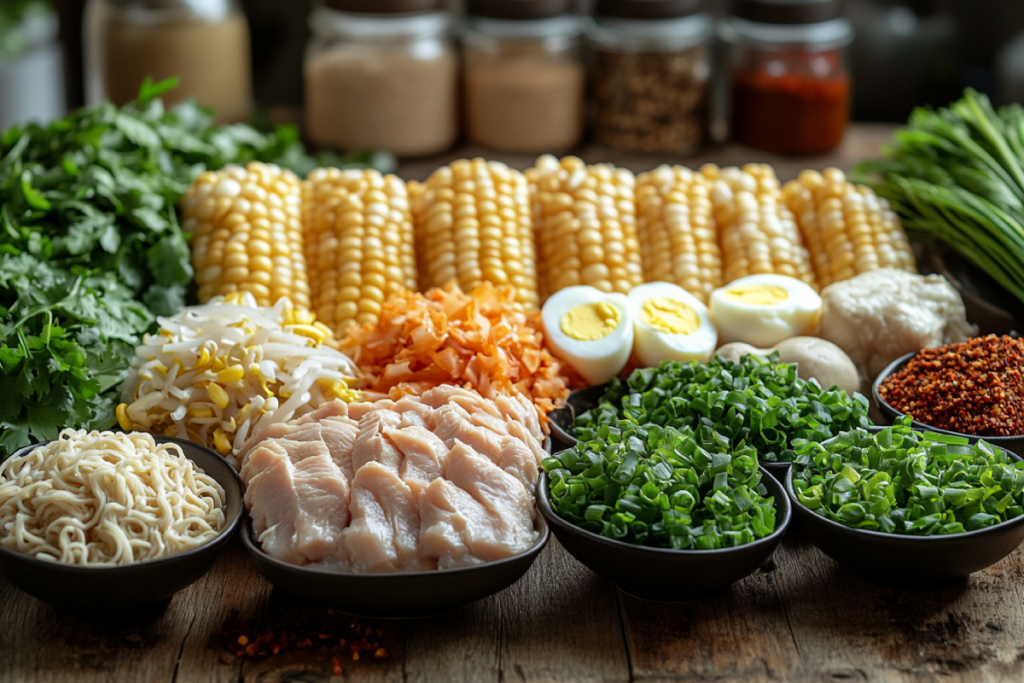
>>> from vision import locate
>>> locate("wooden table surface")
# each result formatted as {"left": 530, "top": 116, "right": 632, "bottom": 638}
{"left": 9, "top": 124, "right": 1024, "bottom": 683}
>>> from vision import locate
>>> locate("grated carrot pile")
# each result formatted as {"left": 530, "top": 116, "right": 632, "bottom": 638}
{"left": 339, "top": 283, "right": 580, "bottom": 425}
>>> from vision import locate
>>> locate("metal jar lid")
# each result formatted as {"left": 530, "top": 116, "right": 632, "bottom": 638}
{"left": 322, "top": 0, "right": 444, "bottom": 12}
{"left": 467, "top": 0, "right": 574, "bottom": 19}
{"left": 594, "top": 0, "right": 707, "bottom": 20}
{"left": 732, "top": 0, "right": 843, "bottom": 24}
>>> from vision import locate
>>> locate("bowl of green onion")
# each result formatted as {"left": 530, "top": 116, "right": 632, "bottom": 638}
{"left": 538, "top": 421, "right": 791, "bottom": 601}
{"left": 786, "top": 418, "right": 1024, "bottom": 589}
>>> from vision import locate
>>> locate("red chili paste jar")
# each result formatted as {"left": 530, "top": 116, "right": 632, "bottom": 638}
{"left": 723, "top": 0, "right": 854, "bottom": 155}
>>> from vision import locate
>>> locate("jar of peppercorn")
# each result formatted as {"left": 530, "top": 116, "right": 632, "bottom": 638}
{"left": 586, "top": 0, "right": 713, "bottom": 155}
{"left": 723, "top": 0, "right": 854, "bottom": 155}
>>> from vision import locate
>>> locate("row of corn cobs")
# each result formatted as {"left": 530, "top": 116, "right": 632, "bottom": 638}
{"left": 182, "top": 157, "right": 916, "bottom": 336}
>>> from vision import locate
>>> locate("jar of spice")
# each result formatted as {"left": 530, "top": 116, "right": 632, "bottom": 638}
{"left": 305, "top": 0, "right": 458, "bottom": 157}
{"left": 84, "top": 0, "right": 252, "bottom": 123}
{"left": 587, "top": 0, "right": 713, "bottom": 155}
{"left": 462, "top": 0, "right": 584, "bottom": 153}
{"left": 723, "top": 0, "right": 854, "bottom": 155}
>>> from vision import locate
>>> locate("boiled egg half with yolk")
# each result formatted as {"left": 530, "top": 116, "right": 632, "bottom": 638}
{"left": 627, "top": 282, "right": 717, "bottom": 367}
{"left": 709, "top": 274, "right": 822, "bottom": 347}
{"left": 542, "top": 286, "right": 633, "bottom": 385}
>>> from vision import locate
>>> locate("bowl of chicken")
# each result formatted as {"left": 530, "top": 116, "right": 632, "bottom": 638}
{"left": 237, "top": 385, "right": 553, "bottom": 618}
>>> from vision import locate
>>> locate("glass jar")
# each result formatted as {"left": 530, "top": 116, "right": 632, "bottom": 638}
{"left": 587, "top": 0, "right": 713, "bottom": 155}
{"left": 462, "top": 0, "right": 583, "bottom": 153}
{"left": 305, "top": 0, "right": 457, "bottom": 157}
{"left": 723, "top": 0, "right": 854, "bottom": 155}
{"left": 84, "top": 0, "right": 252, "bottom": 123}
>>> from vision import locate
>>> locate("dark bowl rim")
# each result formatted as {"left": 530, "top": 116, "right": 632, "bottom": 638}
{"left": 0, "top": 435, "right": 243, "bottom": 573}
{"left": 872, "top": 350, "right": 1024, "bottom": 444}
{"left": 537, "top": 465, "right": 791, "bottom": 557}
{"left": 784, "top": 431, "right": 1024, "bottom": 543}
{"left": 241, "top": 507, "right": 550, "bottom": 579}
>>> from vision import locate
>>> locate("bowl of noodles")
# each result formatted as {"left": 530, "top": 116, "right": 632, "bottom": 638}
{"left": 0, "top": 429, "right": 242, "bottom": 610}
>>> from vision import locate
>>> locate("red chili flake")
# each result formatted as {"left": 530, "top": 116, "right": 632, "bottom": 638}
{"left": 879, "top": 335, "right": 1024, "bottom": 436}
{"left": 215, "top": 609, "right": 390, "bottom": 661}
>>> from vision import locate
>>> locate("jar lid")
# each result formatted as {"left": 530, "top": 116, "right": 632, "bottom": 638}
{"left": 467, "top": 0, "right": 573, "bottom": 19}
{"left": 732, "top": 0, "right": 842, "bottom": 24}
{"left": 322, "top": 0, "right": 444, "bottom": 12}
{"left": 594, "top": 0, "right": 707, "bottom": 20}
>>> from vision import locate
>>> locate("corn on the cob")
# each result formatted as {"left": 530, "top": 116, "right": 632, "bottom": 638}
{"left": 410, "top": 158, "right": 539, "bottom": 308}
{"left": 635, "top": 164, "right": 721, "bottom": 303}
{"left": 782, "top": 168, "right": 917, "bottom": 288}
{"left": 702, "top": 163, "right": 818, "bottom": 289}
{"left": 184, "top": 162, "right": 309, "bottom": 307}
{"left": 183, "top": 162, "right": 310, "bottom": 308}
{"left": 527, "top": 155, "right": 644, "bottom": 300}
{"left": 302, "top": 168, "right": 418, "bottom": 335}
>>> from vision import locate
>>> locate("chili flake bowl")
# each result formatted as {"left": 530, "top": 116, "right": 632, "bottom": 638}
{"left": 784, "top": 437, "right": 1024, "bottom": 589}
{"left": 0, "top": 436, "right": 243, "bottom": 611}
{"left": 872, "top": 351, "right": 1024, "bottom": 459}
{"left": 537, "top": 467, "right": 791, "bottom": 601}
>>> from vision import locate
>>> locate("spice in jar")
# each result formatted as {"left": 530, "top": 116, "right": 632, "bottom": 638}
{"left": 730, "top": 50, "right": 850, "bottom": 155}
{"left": 304, "top": 1, "right": 458, "bottom": 157}
{"left": 878, "top": 335, "right": 1024, "bottom": 437}
{"left": 724, "top": 0, "right": 853, "bottom": 155}
{"left": 463, "top": 2, "right": 584, "bottom": 153}
{"left": 592, "top": 47, "right": 709, "bottom": 154}
{"left": 587, "top": 0, "right": 712, "bottom": 155}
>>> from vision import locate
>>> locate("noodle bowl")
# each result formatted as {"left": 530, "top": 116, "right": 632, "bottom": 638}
{"left": 0, "top": 429, "right": 226, "bottom": 566}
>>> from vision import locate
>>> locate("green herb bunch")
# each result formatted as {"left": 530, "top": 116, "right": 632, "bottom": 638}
{"left": 576, "top": 353, "right": 871, "bottom": 464}
{"left": 854, "top": 89, "right": 1024, "bottom": 304}
{"left": 792, "top": 418, "right": 1024, "bottom": 535}
{"left": 544, "top": 421, "right": 777, "bottom": 549}
{"left": 0, "top": 79, "right": 325, "bottom": 451}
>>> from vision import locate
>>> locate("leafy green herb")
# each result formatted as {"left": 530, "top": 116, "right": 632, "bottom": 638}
{"left": 854, "top": 89, "right": 1024, "bottom": 304}
{"left": 0, "top": 81, "right": 334, "bottom": 453}
{"left": 0, "top": 1, "right": 51, "bottom": 63}
{"left": 544, "top": 422, "right": 776, "bottom": 549}
{"left": 791, "top": 418, "right": 1024, "bottom": 535}
{"left": 576, "top": 354, "right": 871, "bottom": 463}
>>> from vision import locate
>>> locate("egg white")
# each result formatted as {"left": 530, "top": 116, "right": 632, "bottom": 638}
{"left": 541, "top": 286, "right": 633, "bottom": 385}
{"left": 709, "top": 274, "right": 822, "bottom": 348}
{"left": 627, "top": 282, "right": 717, "bottom": 367}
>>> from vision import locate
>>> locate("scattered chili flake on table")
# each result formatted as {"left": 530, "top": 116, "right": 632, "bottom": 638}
{"left": 878, "top": 335, "right": 1024, "bottom": 436}
{"left": 216, "top": 609, "right": 390, "bottom": 662}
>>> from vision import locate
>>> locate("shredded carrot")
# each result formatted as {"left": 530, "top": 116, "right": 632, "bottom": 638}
{"left": 340, "top": 283, "right": 581, "bottom": 427}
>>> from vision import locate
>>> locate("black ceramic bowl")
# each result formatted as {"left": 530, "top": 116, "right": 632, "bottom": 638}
{"left": 872, "top": 351, "right": 1024, "bottom": 459}
{"left": 0, "top": 436, "right": 243, "bottom": 610}
{"left": 785, "top": 442, "right": 1024, "bottom": 589}
{"left": 242, "top": 514, "right": 549, "bottom": 618}
{"left": 537, "top": 468, "right": 791, "bottom": 601}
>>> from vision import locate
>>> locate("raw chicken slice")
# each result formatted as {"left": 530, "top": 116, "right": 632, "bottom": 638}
{"left": 493, "top": 393, "right": 544, "bottom": 443}
{"left": 467, "top": 409, "right": 509, "bottom": 438}
{"left": 349, "top": 399, "right": 397, "bottom": 420}
{"left": 496, "top": 435, "right": 540, "bottom": 492}
{"left": 417, "top": 385, "right": 503, "bottom": 422}
{"left": 317, "top": 418, "right": 359, "bottom": 481}
{"left": 394, "top": 395, "right": 437, "bottom": 430}
{"left": 442, "top": 441, "right": 538, "bottom": 551}
{"left": 340, "top": 461, "right": 434, "bottom": 572}
{"left": 433, "top": 405, "right": 504, "bottom": 464}
{"left": 293, "top": 399, "right": 350, "bottom": 424}
{"left": 240, "top": 425, "right": 325, "bottom": 485}
{"left": 351, "top": 409, "right": 404, "bottom": 473}
{"left": 386, "top": 425, "right": 447, "bottom": 485}
{"left": 244, "top": 440, "right": 351, "bottom": 564}
{"left": 419, "top": 478, "right": 489, "bottom": 567}
{"left": 507, "top": 420, "right": 546, "bottom": 472}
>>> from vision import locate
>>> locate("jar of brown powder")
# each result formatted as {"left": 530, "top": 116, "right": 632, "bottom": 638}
{"left": 84, "top": 0, "right": 252, "bottom": 123}
{"left": 587, "top": 0, "right": 713, "bottom": 154}
{"left": 305, "top": 0, "right": 457, "bottom": 157}
{"left": 462, "top": 0, "right": 584, "bottom": 153}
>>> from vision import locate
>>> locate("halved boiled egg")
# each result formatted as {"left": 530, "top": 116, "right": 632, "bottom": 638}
{"left": 542, "top": 286, "right": 633, "bottom": 385}
{"left": 709, "top": 274, "right": 822, "bottom": 347}
{"left": 627, "top": 282, "right": 717, "bottom": 367}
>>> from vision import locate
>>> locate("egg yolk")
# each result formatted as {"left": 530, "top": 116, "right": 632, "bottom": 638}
{"left": 722, "top": 284, "right": 789, "bottom": 306}
{"left": 561, "top": 302, "right": 622, "bottom": 341}
{"left": 640, "top": 297, "right": 700, "bottom": 334}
